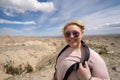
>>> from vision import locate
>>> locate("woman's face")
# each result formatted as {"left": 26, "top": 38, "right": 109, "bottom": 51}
{"left": 64, "top": 24, "right": 83, "bottom": 48}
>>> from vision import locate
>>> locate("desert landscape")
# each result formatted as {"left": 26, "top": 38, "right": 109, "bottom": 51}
{"left": 0, "top": 35, "right": 120, "bottom": 80}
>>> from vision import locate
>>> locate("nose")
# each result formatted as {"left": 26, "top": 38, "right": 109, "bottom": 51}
{"left": 70, "top": 33, "right": 74, "bottom": 38}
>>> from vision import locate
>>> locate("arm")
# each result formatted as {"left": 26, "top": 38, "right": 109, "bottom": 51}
{"left": 77, "top": 50, "right": 110, "bottom": 80}
{"left": 77, "top": 61, "right": 110, "bottom": 80}
{"left": 91, "top": 50, "right": 110, "bottom": 80}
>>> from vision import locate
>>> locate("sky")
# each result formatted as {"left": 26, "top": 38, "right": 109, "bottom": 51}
{"left": 0, "top": 0, "right": 120, "bottom": 37}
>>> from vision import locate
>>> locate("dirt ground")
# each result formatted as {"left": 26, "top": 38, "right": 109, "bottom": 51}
{"left": 0, "top": 35, "right": 119, "bottom": 80}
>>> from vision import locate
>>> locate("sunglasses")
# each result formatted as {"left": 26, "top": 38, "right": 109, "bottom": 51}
{"left": 64, "top": 30, "right": 80, "bottom": 38}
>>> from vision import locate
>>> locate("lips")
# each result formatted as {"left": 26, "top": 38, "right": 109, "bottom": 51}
{"left": 68, "top": 38, "right": 77, "bottom": 43}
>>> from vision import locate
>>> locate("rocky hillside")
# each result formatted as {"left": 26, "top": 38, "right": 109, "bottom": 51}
{"left": 0, "top": 35, "right": 119, "bottom": 80}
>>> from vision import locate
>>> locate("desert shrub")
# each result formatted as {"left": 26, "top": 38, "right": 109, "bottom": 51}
{"left": 37, "top": 57, "right": 56, "bottom": 71}
{"left": 4, "top": 61, "right": 23, "bottom": 75}
{"left": 98, "top": 46, "right": 108, "bottom": 55}
{"left": 37, "top": 65, "right": 45, "bottom": 71}
{"left": 4, "top": 61, "right": 33, "bottom": 75}
{"left": 110, "top": 42, "right": 114, "bottom": 45}
{"left": 25, "top": 63, "right": 33, "bottom": 73}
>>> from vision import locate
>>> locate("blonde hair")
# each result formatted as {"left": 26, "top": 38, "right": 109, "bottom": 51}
{"left": 63, "top": 20, "right": 85, "bottom": 33}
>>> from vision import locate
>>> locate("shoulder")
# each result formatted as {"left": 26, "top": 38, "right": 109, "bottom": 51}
{"left": 88, "top": 49, "right": 110, "bottom": 79}
{"left": 57, "top": 47, "right": 73, "bottom": 62}
{"left": 89, "top": 48, "right": 105, "bottom": 64}
{"left": 89, "top": 48, "right": 101, "bottom": 58}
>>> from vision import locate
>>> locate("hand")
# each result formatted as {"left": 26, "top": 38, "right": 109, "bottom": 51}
{"left": 77, "top": 61, "right": 91, "bottom": 80}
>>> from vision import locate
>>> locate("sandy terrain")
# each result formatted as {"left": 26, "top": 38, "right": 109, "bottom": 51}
{"left": 0, "top": 35, "right": 119, "bottom": 80}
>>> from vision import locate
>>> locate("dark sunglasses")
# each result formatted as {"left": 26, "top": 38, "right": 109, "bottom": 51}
{"left": 64, "top": 30, "right": 79, "bottom": 38}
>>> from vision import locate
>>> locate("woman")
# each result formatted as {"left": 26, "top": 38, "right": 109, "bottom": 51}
{"left": 52, "top": 20, "right": 110, "bottom": 80}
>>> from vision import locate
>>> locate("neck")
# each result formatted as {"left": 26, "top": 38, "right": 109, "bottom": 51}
{"left": 71, "top": 42, "right": 82, "bottom": 49}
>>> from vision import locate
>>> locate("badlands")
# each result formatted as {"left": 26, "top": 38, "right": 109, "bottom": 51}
{"left": 0, "top": 35, "right": 119, "bottom": 80}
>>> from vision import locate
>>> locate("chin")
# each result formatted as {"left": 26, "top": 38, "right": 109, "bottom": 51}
{"left": 69, "top": 44, "right": 78, "bottom": 48}
{"left": 71, "top": 46, "right": 77, "bottom": 48}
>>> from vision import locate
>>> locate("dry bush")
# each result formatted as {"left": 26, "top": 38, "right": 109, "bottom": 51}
{"left": 3, "top": 61, "right": 33, "bottom": 75}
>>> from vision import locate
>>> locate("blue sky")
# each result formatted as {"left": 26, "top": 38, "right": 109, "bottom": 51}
{"left": 0, "top": 0, "right": 120, "bottom": 36}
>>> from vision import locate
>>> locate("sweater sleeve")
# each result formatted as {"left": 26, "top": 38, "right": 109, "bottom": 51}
{"left": 89, "top": 49, "right": 110, "bottom": 80}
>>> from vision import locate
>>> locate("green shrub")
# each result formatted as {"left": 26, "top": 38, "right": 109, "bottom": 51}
{"left": 4, "top": 61, "right": 23, "bottom": 75}
{"left": 99, "top": 46, "right": 108, "bottom": 55}
{"left": 4, "top": 61, "right": 33, "bottom": 75}
{"left": 25, "top": 63, "right": 33, "bottom": 73}
{"left": 110, "top": 42, "right": 114, "bottom": 45}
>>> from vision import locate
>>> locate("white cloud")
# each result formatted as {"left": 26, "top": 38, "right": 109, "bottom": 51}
{"left": 41, "top": 28, "right": 62, "bottom": 36}
{"left": 0, "top": 26, "right": 39, "bottom": 36}
{"left": 4, "top": 9, "right": 15, "bottom": 16}
{"left": 40, "top": 0, "right": 114, "bottom": 26}
{"left": 0, "top": 0, "right": 55, "bottom": 16}
{"left": 103, "top": 22, "right": 120, "bottom": 29}
{"left": 0, "top": 27, "right": 23, "bottom": 35}
{"left": 80, "top": 5, "right": 120, "bottom": 30}
{"left": 0, "top": 19, "right": 36, "bottom": 25}
{"left": 22, "top": 26, "right": 38, "bottom": 31}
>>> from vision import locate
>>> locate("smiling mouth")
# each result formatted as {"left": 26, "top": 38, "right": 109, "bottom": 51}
{"left": 68, "top": 38, "right": 77, "bottom": 43}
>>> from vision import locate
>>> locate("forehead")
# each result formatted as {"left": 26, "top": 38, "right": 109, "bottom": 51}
{"left": 64, "top": 25, "right": 81, "bottom": 32}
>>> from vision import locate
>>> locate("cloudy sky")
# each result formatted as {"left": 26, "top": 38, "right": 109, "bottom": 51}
{"left": 0, "top": 0, "right": 120, "bottom": 36}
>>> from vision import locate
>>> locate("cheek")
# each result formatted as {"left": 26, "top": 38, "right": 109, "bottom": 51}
{"left": 65, "top": 38, "right": 69, "bottom": 42}
{"left": 78, "top": 34, "right": 83, "bottom": 40}
{"left": 80, "top": 32, "right": 83, "bottom": 37}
